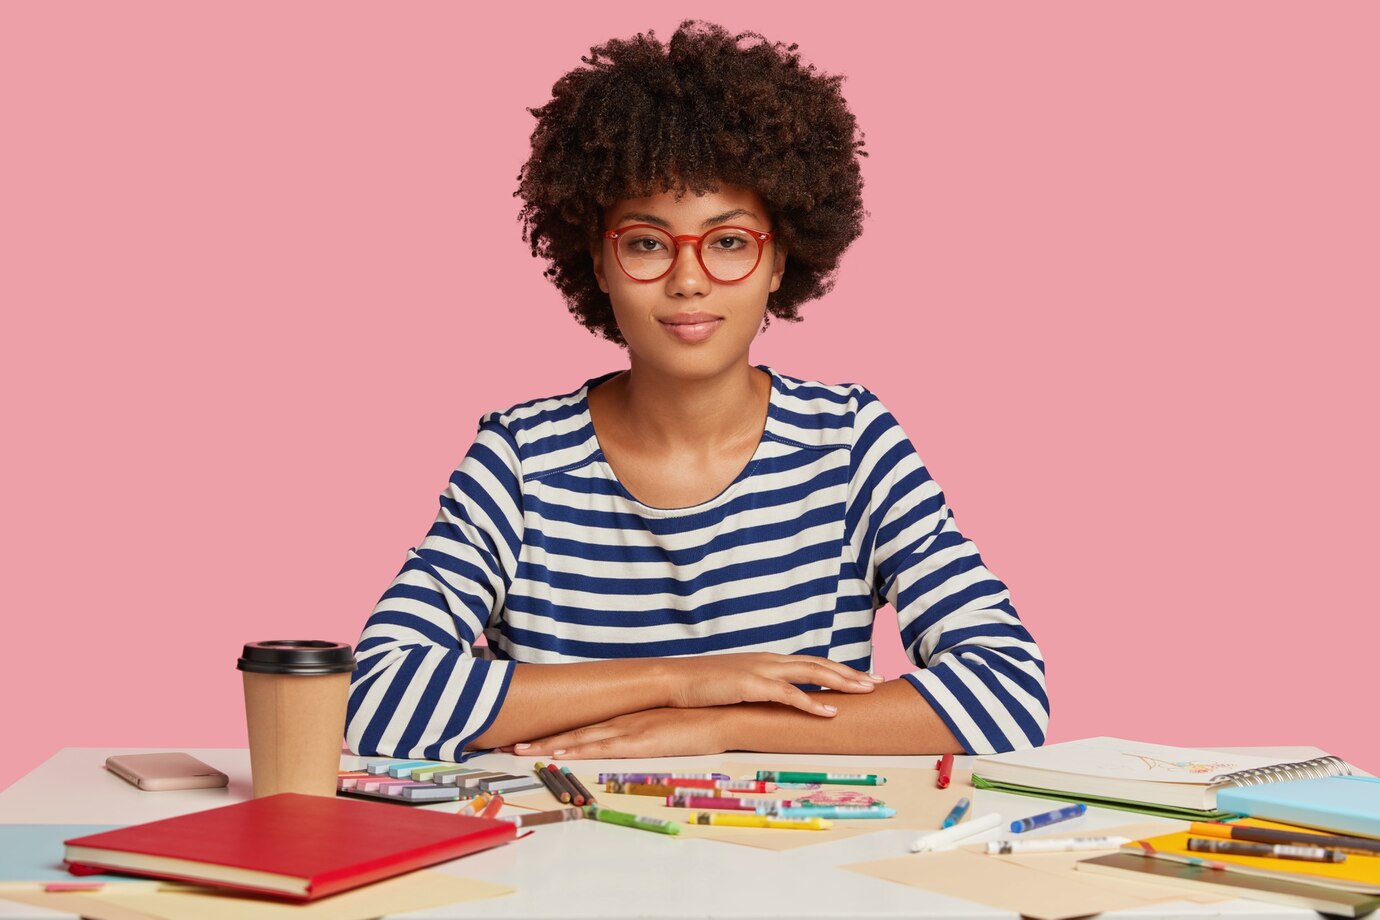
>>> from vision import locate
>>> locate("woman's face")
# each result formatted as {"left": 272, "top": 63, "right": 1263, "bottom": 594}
{"left": 592, "top": 181, "right": 787, "bottom": 381}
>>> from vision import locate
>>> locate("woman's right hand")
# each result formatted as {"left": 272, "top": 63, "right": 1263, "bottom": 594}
{"left": 662, "top": 653, "right": 884, "bottom": 717}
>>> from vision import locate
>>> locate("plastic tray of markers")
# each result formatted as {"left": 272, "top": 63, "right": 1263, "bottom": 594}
{"left": 336, "top": 763, "right": 544, "bottom": 805}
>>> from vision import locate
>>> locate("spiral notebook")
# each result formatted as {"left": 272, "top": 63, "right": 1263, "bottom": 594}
{"left": 971, "top": 737, "right": 1359, "bottom": 820}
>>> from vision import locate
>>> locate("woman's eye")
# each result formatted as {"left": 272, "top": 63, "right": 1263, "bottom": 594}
{"left": 631, "top": 237, "right": 664, "bottom": 252}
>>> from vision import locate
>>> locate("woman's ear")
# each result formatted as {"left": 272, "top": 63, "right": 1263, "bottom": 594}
{"left": 591, "top": 243, "right": 609, "bottom": 294}
{"left": 768, "top": 243, "right": 788, "bottom": 294}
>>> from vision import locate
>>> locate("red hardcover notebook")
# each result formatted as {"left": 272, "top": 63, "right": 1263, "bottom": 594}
{"left": 64, "top": 793, "right": 516, "bottom": 900}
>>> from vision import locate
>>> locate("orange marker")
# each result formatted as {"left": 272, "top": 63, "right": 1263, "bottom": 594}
{"left": 936, "top": 753, "right": 954, "bottom": 789}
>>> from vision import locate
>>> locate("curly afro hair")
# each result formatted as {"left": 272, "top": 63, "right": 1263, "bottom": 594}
{"left": 515, "top": 19, "right": 868, "bottom": 346}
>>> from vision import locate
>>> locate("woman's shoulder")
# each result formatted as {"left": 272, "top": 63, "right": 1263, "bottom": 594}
{"left": 466, "top": 372, "right": 614, "bottom": 469}
{"left": 760, "top": 366, "right": 895, "bottom": 451}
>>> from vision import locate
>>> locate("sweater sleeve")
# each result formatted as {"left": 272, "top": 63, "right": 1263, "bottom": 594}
{"left": 851, "top": 390, "right": 1049, "bottom": 754}
{"left": 345, "top": 417, "right": 523, "bottom": 762}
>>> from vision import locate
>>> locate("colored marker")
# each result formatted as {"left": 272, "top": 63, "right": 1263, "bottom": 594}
{"left": 1187, "top": 837, "right": 1345, "bottom": 862}
{"left": 1189, "top": 821, "right": 1380, "bottom": 857}
{"left": 936, "top": 753, "right": 954, "bottom": 789}
{"left": 547, "top": 763, "right": 584, "bottom": 805}
{"left": 500, "top": 806, "right": 586, "bottom": 828}
{"left": 561, "top": 767, "right": 597, "bottom": 805}
{"left": 774, "top": 806, "right": 895, "bottom": 820}
{"left": 686, "top": 812, "right": 831, "bottom": 830}
{"left": 1010, "top": 803, "right": 1086, "bottom": 834}
{"left": 987, "top": 836, "right": 1131, "bottom": 855}
{"left": 534, "top": 762, "right": 569, "bottom": 803}
{"left": 755, "top": 771, "right": 885, "bottom": 786}
{"left": 606, "top": 781, "right": 735, "bottom": 796}
{"left": 598, "top": 772, "right": 730, "bottom": 783}
{"left": 912, "top": 813, "right": 1004, "bottom": 853}
{"left": 584, "top": 804, "right": 680, "bottom": 835}
{"left": 666, "top": 794, "right": 808, "bottom": 812}
{"left": 942, "top": 796, "right": 971, "bottom": 828}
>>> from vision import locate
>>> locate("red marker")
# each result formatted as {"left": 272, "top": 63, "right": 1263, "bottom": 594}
{"left": 935, "top": 753, "right": 954, "bottom": 789}
{"left": 481, "top": 794, "right": 505, "bottom": 819}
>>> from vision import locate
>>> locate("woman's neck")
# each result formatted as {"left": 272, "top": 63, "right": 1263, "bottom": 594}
{"left": 612, "top": 361, "right": 769, "bottom": 453}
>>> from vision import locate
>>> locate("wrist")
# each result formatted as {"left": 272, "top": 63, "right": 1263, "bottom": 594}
{"left": 715, "top": 702, "right": 756, "bottom": 751}
{"left": 646, "top": 657, "right": 681, "bottom": 709}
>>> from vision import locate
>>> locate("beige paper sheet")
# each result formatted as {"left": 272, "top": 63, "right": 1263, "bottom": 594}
{"left": 845, "top": 821, "right": 1225, "bottom": 919}
{"left": 990, "top": 823, "right": 1226, "bottom": 905}
{"left": 503, "top": 760, "right": 972, "bottom": 851}
{"left": 0, "top": 871, "right": 513, "bottom": 920}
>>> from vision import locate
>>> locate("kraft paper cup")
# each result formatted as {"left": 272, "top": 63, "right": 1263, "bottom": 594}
{"left": 237, "top": 640, "right": 356, "bottom": 798}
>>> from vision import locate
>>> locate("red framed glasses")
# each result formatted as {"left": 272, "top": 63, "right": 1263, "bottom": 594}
{"left": 603, "top": 224, "right": 774, "bottom": 283}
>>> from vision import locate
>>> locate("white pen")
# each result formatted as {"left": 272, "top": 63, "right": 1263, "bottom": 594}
{"left": 910, "top": 812, "right": 1003, "bottom": 853}
{"left": 986, "top": 835, "right": 1132, "bottom": 855}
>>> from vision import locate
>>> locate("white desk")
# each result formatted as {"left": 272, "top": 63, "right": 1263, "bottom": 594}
{"left": 0, "top": 747, "right": 1325, "bottom": 919}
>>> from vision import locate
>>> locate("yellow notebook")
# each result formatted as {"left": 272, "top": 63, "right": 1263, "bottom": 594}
{"left": 1123, "top": 819, "right": 1380, "bottom": 894}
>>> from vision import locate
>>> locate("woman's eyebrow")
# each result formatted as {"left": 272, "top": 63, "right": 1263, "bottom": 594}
{"left": 614, "top": 209, "right": 759, "bottom": 229}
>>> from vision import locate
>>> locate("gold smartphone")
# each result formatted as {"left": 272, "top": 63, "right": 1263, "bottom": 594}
{"left": 104, "top": 753, "right": 229, "bottom": 791}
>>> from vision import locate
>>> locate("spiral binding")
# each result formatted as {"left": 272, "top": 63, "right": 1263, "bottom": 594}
{"left": 1208, "top": 754, "right": 1352, "bottom": 788}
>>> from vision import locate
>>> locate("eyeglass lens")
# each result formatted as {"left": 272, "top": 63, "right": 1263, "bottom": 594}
{"left": 615, "top": 227, "right": 761, "bottom": 281}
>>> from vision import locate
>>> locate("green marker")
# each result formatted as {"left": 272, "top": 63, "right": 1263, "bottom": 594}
{"left": 584, "top": 803, "right": 681, "bottom": 835}
{"left": 755, "top": 771, "right": 886, "bottom": 786}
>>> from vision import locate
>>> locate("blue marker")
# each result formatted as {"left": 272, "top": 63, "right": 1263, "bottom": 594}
{"left": 941, "top": 796, "right": 971, "bottom": 829}
{"left": 1010, "top": 803, "right": 1087, "bottom": 833}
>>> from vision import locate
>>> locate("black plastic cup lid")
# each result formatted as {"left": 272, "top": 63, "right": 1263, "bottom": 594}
{"left": 237, "top": 640, "right": 357, "bottom": 675}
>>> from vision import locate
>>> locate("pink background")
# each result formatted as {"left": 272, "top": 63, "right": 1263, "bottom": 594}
{"left": 2, "top": 3, "right": 1376, "bottom": 792}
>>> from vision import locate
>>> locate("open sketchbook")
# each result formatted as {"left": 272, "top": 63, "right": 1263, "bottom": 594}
{"left": 972, "top": 737, "right": 1358, "bottom": 820}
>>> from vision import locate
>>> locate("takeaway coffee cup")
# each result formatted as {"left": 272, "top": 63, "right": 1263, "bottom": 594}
{"left": 237, "top": 640, "right": 357, "bottom": 798}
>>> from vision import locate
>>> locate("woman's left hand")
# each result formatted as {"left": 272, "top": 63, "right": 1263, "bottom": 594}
{"left": 496, "top": 707, "right": 733, "bottom": 760}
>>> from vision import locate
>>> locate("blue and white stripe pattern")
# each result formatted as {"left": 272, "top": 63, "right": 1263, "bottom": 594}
{"left": 346, "top": 366, "right": 1049, "bottom": 759}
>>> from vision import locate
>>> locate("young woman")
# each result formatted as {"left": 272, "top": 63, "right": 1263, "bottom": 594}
{"left": 346, "top": 21, "right": 1048, "bottom": 762}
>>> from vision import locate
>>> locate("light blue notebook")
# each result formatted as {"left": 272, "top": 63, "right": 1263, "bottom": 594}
{"left": 1217, "top": 776, "right": 1380, "bottom": 839}
{"left": 0, "top": 824, "right": 127, "bottom": 883}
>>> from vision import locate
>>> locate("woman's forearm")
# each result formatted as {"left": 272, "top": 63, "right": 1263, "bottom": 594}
{"left": 721, "top": 680, "right": 964, "bottom": 755}
{"left": 468, "top": 658, "right": 675, "bottom": 749}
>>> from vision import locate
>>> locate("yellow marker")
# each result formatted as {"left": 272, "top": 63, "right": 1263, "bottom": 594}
{"left": 686, "top": 811, "right": 831, "bottom": 830}
{"left": 470, "top": 793, "right": 490, "bottom": 814}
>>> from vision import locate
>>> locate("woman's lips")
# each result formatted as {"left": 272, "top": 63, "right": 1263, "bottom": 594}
{"left": 660, "top": 318, "right": 724, "bottom": 343}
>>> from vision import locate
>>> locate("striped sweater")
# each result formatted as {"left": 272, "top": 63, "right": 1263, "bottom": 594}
{"left": 346, "top": 365, "right": 1048, "bottom": 759}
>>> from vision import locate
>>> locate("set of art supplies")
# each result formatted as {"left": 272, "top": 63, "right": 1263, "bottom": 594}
{"left": 596, "top": 770, "right": 895, "bottom": 831}
{"left": 336, "top": 761, "right": 542, "bottom": 804}
{"left": 533, "top": 761, "right": 595, "bottom": 806}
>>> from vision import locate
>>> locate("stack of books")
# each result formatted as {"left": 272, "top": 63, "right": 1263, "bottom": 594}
{"left": 1084, "top": 774, "right": 1380, "bottom": 916}
{"left": 977, "top": 738, "right": 1380, "bottom": 915}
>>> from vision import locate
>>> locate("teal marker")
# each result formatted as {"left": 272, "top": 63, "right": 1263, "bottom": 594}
{"left": 942, "top": 797, "right": 971, "bottom": 829}
{"left": 755, "top": 771, "right": 886, "bottom": 786}
{"left": 772, "top": 806, "right": 896, "bottom": 820}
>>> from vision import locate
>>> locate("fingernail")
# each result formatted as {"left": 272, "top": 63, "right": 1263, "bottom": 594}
{"left": 821, "top": 704, "right": 838, "bottom": 714}
{"left": 514, "top": 743, "right": 530, "bottom": 750}
{"left": 868, "top": 673, "right": 884, "bottom": 681}
{"left": 552, "top": 749, "right": 567, "bottom": 757}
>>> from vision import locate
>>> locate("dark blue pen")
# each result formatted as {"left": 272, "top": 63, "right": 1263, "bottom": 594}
{"left": 1011, "top": 803, "right": 1086, "bottom": 833}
